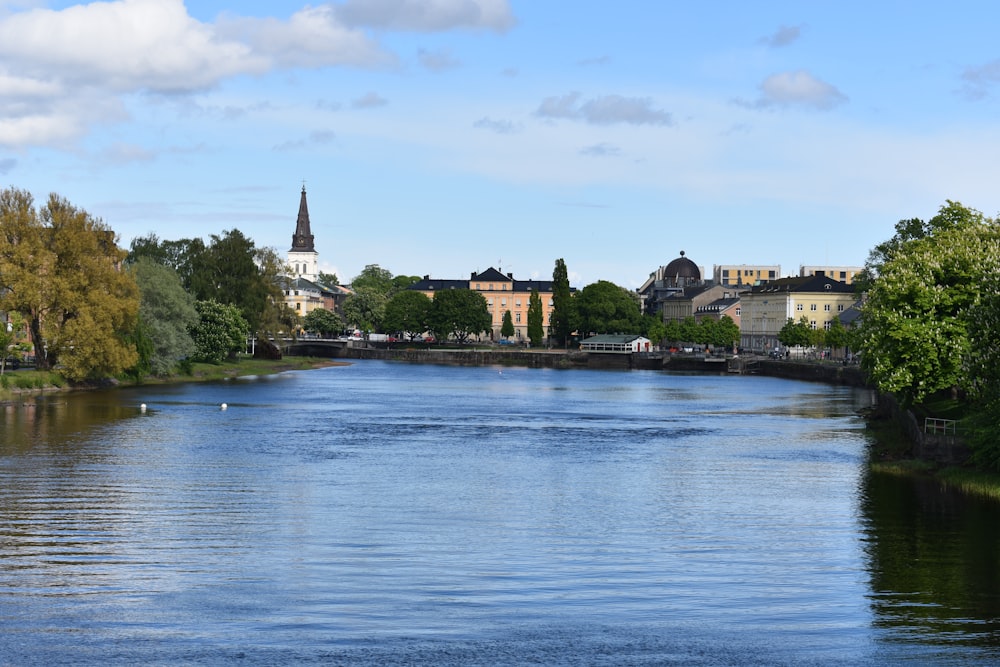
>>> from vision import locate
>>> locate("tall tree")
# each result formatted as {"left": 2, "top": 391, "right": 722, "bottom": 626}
{"left": 501, "top": 310, "right": 515, "bottom": 339}
{"left": 427, "top": 289, "right": 491, "bottom": 343}
{"left": 575, "top": 280, "right": 642, "bottom": 336}
{"left": 342, "top": 287, "right": 387, "bottom": 333}
{"left": 302, "top": 307, "right": 343, "bottom": 337}
{"left": 351, "top": 264, "right": 394, "bottom": 296}
{"left": 189, "top": 300, "right": 248, "bottom": 364}
{"left": 0, "top": 189, "right": 140, "bottom": 379}
{"left": 550, "top": 258, "right": 576, "bottom": 346}
{"left": 527, "top": 289, "right": 544, "bottom": 346}
{"left": 130, "top": 257, "right": 198, "bottom": 376}
{"left": 383, "top": 290, "right": 431, "bottom": 338}
{"left": 858, "top": 202, "right": 997, "bottom": 406}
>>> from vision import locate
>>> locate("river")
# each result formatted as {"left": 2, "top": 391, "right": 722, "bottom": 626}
{"left": 2, "top": 360, "right": 999, "bottom": 665}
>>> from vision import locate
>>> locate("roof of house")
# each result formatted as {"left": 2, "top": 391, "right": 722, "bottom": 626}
{"left": 696, "top": 297, "right": 741, "bottom": 313}
{"left": 580, "top": 334, "right": 649, "bottom": 344}
{"left": 749, "top": 274, "right": 854, "bottom": 294}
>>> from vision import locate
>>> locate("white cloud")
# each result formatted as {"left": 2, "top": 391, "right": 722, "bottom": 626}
{"left": 580, "top": 143, "right": 621, "bottom": 157}
{"left": 535, "top": 92, "right": 673, "bottom": 126}
{"left": 473, "top": 117, "right": 520, "bottom": 134}
{"left": 334, "top": 0, "right": 514, "bottom": 32}
{"left": 740, "top": 70, "right": 848, "bottom": 111}
{"left": 352, "top": 92, "right": 389, "bottom": 109}
{"left": 418, "top": 48, "right": 461, "bottom": 71}
{"left": 215, "top": 5, "right": 388, "bottom": 70}
{"left": 761, "top": 25, "right": 803, "bottom": 48}
{"left": 0, "top": 0, "right": 266, "bottom": 92}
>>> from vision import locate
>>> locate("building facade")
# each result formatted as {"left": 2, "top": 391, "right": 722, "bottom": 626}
{"left": 638, "top": 251, "right": 706, "bottom": 315}
{"left": 739, "top": 275, "right": 857, "bottom": 352}
{"left": 799, "top": 265, "right": 864, "bottom": 285}
{"left": 410, "top": 267, "right": 567, "bottom": 341}
{"left": 712, "top": 264, "right": 780, "bottom": 287}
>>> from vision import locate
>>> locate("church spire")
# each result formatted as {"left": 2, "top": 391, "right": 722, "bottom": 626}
{"left": 290, "top": 185, "right": 315, "bottom": 252}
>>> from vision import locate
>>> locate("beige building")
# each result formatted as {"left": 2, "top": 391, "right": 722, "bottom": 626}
{"left": 410, "top": 267, "right": 569, "bottom": 341}
{"left": 712, "top": 264, "right": 780, "bottom": 287}
{"left": 739, "top": 275, "right": 856, "bottom": 352}
{"left": 799, "top": 265, "right": 864, "bottom": 285}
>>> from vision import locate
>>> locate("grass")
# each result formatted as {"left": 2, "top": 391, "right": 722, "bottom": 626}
{"left": 0, "top": 355, "right": 343, "bottom": 402}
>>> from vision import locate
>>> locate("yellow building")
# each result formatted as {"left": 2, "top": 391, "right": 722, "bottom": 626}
{"left": 739, "top": 275, "right": 857, "bottom": 352}
{"left": 410, "top": 267, "right": 568, "bottom": 342}
{"left": 798, "top": 265, "right": 864, "bottom": 285}
{"left": 712, "top": 264, "right": 780, "bottom": 287}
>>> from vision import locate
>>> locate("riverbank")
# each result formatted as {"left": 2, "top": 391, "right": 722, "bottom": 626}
{"left": 0, "top": 356, "right": 345, "bottom": 404}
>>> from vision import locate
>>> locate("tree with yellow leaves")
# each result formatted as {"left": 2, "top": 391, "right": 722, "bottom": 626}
{"left": 0, "top": 188, "right": 139, "bottom": 381}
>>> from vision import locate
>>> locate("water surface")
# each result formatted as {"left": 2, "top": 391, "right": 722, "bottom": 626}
{"left": 2, "top": 360, "right": 999, "bottom": 664}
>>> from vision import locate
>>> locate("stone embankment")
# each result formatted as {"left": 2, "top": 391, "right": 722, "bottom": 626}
{"left": 340, "top": 346, "right": 868, "bottom": 386}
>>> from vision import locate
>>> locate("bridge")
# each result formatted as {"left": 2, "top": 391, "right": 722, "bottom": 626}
{"left": 261, "top": 336, "right": 350, "bottom": 358}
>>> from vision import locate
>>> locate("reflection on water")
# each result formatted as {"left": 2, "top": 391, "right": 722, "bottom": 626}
{"left": 1, "top": 361, "right": 998, "bottom": 664}
{"left": 862, "top": 471, "right": 1000, "bottom": 650}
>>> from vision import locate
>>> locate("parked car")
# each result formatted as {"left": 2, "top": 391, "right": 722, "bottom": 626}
{"left": 497, "top": 339, "right": 515, "bottom": 346}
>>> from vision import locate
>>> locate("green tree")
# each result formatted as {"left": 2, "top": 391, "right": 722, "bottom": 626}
{"left": 825, "top": 318, "right": 848, "bottom": 357}
{"left": 575, "top": 280, "right": 642, "bottom": 336}
{"left": 189, "top": 300, "right": 248, "bottom": 364}
{"left": 715, "top": 315, "right": 740, "bottom": 349}
{"left": 527, "top": 289, "right": 544, "bottom": 346}
{"left": 857, "top": 202, "right": 996, "bottom": 406}
{"left": 501, "top": 310, "right": 515, "bottom": 339}
{"left": 642, "top": 314, "right": 668, "bottom": 347}
{"left": 382, "top": 290, "right": 431, "bottom": 339}
{"left": 351, "top": 264, "right": 394, "bottom": 296}
{"left": 550, "top": 258, "right": 577, "bottom": 346}
{"left": 129, "top": 257, "right": 198, "bottom": 376}
{"left": 342, "top": 287, "right": 387, "bottom": 333}
{"left": 302, "top": 307, "right": 343, "bottom": 337}
{"left": 427, "top": 289, "right": 491, "bottom": 343}
{"left": 317, "top": 271, "right": 339, "bottom": 286}
{"left": 0, "top": 189, "right": 140, "bottom": 379}
{"left": 0, "top": 313, "right": 18, "bottom": 375}
{"left": 777, "top": 316, "right": 812, "bottom": 349}
{"left": 678, "top": 316, "right": 699, "bottom": 344}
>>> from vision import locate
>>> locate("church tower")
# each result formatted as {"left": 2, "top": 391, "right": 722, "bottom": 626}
{"left": 287, "top": 185, "right": 319, "bottom": 282}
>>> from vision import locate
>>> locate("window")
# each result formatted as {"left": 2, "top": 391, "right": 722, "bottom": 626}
{"left": 501, "top": 298, "right": 507, "bottom": 306}
{"left": 810, "top": 304, "right": 817, "bottom": 311}
{"left": 735, "top": 307, "right": 741, "bottom": 316}
{"left": 837, "top": 304, "right": 845, "bottom": 312}
{"left": 810, "top": 320, "right": 817, "bottom": 329}
{"left": 796, "top": 304, "right": 803, "bottom": 311}
{"left": 824, "top": 304, "right": 831, "bottom": 311}
{"left": 488, "top": 298, "right": 493, "bottom": 306}
{"left": 515, "top": 299, "right": 521, "bottom": 307}
{"left": 476, "top": 283, "right": 481, "bottom": 290}
{"left": 515, "top": 312, "right": 522, "bottom": 323}
{"left": 769, "top": 270, "right": 776, "bottom": 279}
{"left": 824, "top": 321, "right": 832, "bottom": 330}
{"left": 489, "top": 284, "right": 493, "bottom": 290}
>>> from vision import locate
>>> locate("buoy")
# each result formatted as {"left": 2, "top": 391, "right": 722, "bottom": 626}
{"left": 220, "top": 403, "right": 228, "bottom": 410}
{"left": 140, "top": 403, "right": 147, "bottom": 412}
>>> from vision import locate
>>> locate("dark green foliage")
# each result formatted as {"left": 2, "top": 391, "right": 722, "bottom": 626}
{"left": 550, "top": 258, "right": 577, "bottom": 346}
{"left": 501, "top": 310, "right": 515, "bottom": 339}
{"left": 189, "top": 300, "right": 248, "bottom": 364}
{"left": 129, "top": 256, "right": 198, "bottom": 376}
{"left": 383, "top": 290, "right": 431, "bottom": 338}
{"left": 527, "top": 289, "right": 544, "bottom": 346}
{"left": 575, "top": 280, "right": 642, "bottom": 336}
{"left": 302, "top": 308, "right": 343, "bottom": 337}
{"left": 427, "top": 289, "right": 491, "bottom": 343}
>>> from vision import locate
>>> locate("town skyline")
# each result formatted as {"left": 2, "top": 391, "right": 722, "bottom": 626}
{"left": 2, "top": 1, "right": 1000, "bottom": 288}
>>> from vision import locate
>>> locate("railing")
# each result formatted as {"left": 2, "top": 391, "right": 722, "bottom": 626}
{"left": 924, "top": 418, "right": 957, "bottom": 435}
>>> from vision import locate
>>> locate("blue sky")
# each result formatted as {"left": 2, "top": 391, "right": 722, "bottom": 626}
{"left": 2, "top": 1, "right": 1000, "bottom": 289}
